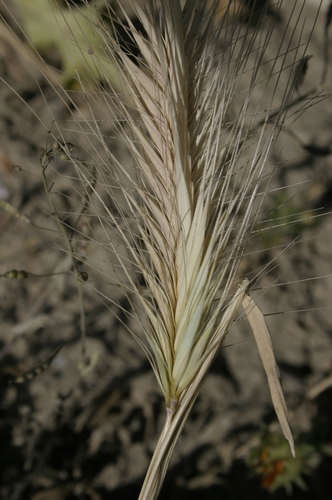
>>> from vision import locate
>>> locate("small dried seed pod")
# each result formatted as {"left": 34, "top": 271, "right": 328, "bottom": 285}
{"left": 11, "top": 345, "right": 63, "bottom": 384}
{"left": 2, "top": 269, "right": 30, "bottom": 279}
{"left": 16, "top": 270, "right": 29, "bottom": 280}
{"left": 78, "top": 271, "right": 88, "bottom": 282}
{"left": 2, "top": 270, "right": 19, "bottom": 279}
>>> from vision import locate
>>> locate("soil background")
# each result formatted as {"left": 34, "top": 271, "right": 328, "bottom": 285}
{"left": 0, "top": 1, "right": 332, "bottom": 499}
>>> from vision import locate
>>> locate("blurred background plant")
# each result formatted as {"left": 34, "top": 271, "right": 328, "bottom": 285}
{"left": 255, "top": 193, "right": 320, "bottom": 247}
{"left": 0, "top": 0, "right": 120, "bottom": 87}
{"left": 247, "top": 429, "right": 321, "bottom": 492}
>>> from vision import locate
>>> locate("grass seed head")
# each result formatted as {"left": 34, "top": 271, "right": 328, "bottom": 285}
{"left": 22, "top": 5, "right": 319, "bottom": 446}
{"left": 67, "top": 0, "right": 299, "bottom": 406}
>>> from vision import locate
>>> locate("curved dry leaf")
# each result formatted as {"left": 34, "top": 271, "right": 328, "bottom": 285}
{"left": 242, "top": 292, "right": 295, "bottom": 458}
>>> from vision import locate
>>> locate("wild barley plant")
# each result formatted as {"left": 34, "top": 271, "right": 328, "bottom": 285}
{"left": 13, "top": 0, "right": 323, "bottom": 497}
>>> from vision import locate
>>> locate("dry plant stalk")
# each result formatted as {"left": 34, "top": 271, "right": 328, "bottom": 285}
{"left": 2, "top": 0, "right": 324, "bottom": 497}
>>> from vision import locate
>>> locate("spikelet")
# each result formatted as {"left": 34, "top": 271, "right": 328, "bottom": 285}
{"left": 79, "top": 0, "right": 285, "bottom": 407}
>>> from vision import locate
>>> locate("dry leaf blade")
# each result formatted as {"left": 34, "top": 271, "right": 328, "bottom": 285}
{"left": 242, "top": 292, "right": 295, "bottom": 457}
